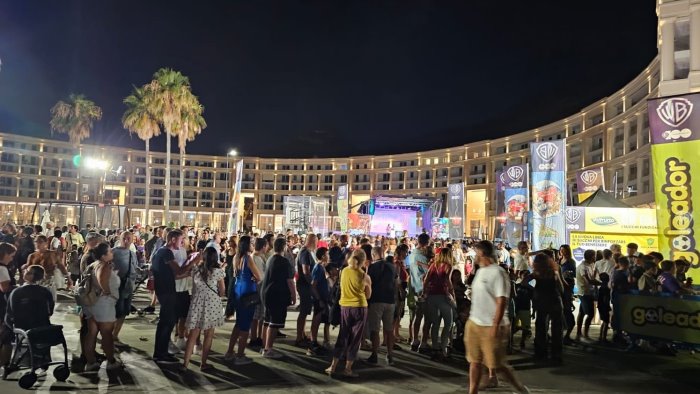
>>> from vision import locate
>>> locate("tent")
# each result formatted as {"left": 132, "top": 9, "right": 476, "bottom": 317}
{"left": 577, "top": 188, "right": 630, "bottom": 208}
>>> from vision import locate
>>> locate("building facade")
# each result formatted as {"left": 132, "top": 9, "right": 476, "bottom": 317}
{"left": 3, "top": 0, "right": 698, "bottom": 235}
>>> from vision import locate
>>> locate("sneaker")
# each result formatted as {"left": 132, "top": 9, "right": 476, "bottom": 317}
{"left": 153, "top": 354, "right": 179, "bottom": 364}
{"left": 83, "top": 362, "right": 101, "bottom": 372}
{"left": 176, "top": 338, "right": 187, "bottom": 351}
{"left": 410, "top": 343, "right": 419, "bottom": 352}
{"left": 248, "top": 338, "right": 263, "bottom": 349}
{"left": 365, "top": 353, "right": 378, "bottom": 364}
{"left": 262, "top": 349, "right": 284, "bottom": 359}
{"left": 106, "top": 360, "right": 123, "bottom": 370}
{"left": 385, "top": 354, "right": 395, "bottom": 366}
{"left": 168, "top": 341, "right": 182, "bottom": 355}
{"left": 322, "top": 341, "right": 332, "bottom": 350}
{"left": 276, "top": 330, "right": 288, "bottom": 338}
{"left": 194, "top": 345, "right": 202, "bottom": 356}
{"left": 143, "top": 306, "right": 156, "bottom": 314}
{"left": 234, "top": 355, "right": 253, "bottom": 366}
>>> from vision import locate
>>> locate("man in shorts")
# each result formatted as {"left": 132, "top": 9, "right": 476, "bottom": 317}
{"left": 366, "top": 246, "right": 397, "bottom": 365}
{"left": 466, "top": 240, "right": 528, "bottom": 394}
{"left": 295, "top": 234, "right": 317, "bottom": 346}
{"left": 262, "top": 238, "right": 296, "bottom": 358}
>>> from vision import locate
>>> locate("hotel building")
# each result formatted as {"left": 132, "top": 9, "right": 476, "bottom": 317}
{"left": 0, "top": 0, "right": 695, "bottom": 236}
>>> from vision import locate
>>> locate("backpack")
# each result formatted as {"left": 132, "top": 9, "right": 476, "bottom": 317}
{"left": 75, "top": 262, "right": 99, "bottom": 307}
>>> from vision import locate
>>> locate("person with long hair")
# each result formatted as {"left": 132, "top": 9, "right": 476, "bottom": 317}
{"left": 24, "top": 235, "right": 72, "bottom": 302}
{"left": 249, "top": 237, "right": 268, "bottom": 349}
{"left": 325, "top": 248, "right": 372, "bottom": 378}
{"left": 531, "top": 253, "right": 565, "bottom": 364}
{"left": 224, "top": 235, "right": 237, "bottom": 320}
{"left": 558, "top": 244, "right": 576, "bottom": 344}
{"left": 0, "top": 243, "right": 17, "bottom": 373}
{"left": 182, "top": 247, "right": 225, "bottom": 371}
{"left": 83, "top": 242, "right": 123, "bottom": 371}
{"left": 112, "top": 231, "right": 139, "bottom": 347}
{"left": 423, "top": 247, "right": 456, "bottom": 360}
{"left": 393, "top": 243, "right": 410, "bottom": 343}
{"left": 224, "top": 236, "right": 262, "bottom": 365}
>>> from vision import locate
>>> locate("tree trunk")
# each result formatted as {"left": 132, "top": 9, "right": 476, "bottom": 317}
{"left": 165, "top": 135, "right": 171, "bottom": 225}
{"left": 145, "top": 138, "right": 151, "bottom": 225}
{"left": 179, "top": 148, "right": 184, "bottom": 226}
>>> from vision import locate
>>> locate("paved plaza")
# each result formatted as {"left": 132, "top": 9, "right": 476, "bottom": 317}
{"left": 0, "top": 290, "right": 697, "bottom": 394}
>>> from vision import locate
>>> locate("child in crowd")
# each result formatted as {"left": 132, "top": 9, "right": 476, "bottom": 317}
{"left": 597, "top": 273, "right": 611, "bottom": 343}
{"left": 514, "top": 270, "right": 533, "bottom": 348}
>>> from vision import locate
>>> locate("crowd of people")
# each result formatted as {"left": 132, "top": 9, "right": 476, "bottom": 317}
{"left": 0, "top": 220, "right": 696, "bottom": 393}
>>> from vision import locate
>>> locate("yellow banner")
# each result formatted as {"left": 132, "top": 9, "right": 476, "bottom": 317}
{"left": 569, "top": 232, "right": 659, "bottom": 257}
{"left": 583, "top": 207, "right": 658, "bottom": 235}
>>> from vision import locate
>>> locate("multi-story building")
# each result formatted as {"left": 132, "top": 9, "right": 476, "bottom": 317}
{"left": 0, "top": 0, "right": 695, "bottom": 236}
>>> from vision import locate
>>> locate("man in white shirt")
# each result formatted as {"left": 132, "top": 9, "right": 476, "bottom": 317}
{"left": 575, "top": 250, "right": 599, "bottom": 340}
{"left": 467, "top": 240, "right": 529, "bottom": 394}
{"left": 496, "top": 242, "right": 510, "bottom": 266}
{"left": 512, "top": 241, "right": 532, "bottom": 274}
{"left": 595, "top": 249, "right": 615, "bottom": 282}
{"left": 452, "top": 240, "right": 465, "bottom": 279}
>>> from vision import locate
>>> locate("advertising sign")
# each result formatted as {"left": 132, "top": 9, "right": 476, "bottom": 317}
{"left": 432, "top": 217, "right": 449, "bottom": 240}
{"left": 494, "top": 171, "right": 506, "bottom": 240}
{"left": 582, "top": 207, "right": 657, "bottom": 235}
{"left": 448, "top": 183, "right": 465, "bottom": 239}
{"left": 227, "top": 159, "right": 243, "bottom": 234}
{"left": 576, "top": 167, "right": 605, "bottom": 203}
{"left": 648, "top": 94, "right": 700, "bottom": 283}
{"left": 569, "top": 232, "right": 659, "bottom": 263}
{"left": 530, "top": 140, "right": 567, "bottom": 250}
{"left": 619, "top": 294, "right": 700, "bottom": 345}
{"left": 503, "top": 165, "right": 529, "bottom": 247}
{"left": 337, "top": 184, "right": 348, "bottom": 233}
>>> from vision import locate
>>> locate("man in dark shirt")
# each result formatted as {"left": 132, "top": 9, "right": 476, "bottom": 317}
{"left": 144, "top": 227, "right": 164, "bottom": 262}
{"left": 261, "top": 238, "right": 295, "bottom": 358}
{"left": 150, "top": 229, "right": 197, "bottom": 363}
{"left": 5, "top": 265, "right": 54, "bottom": 330}
{"left": 295, "top": 234, "right": 317, "bottom": 345}
{"left": 12, "top": 227, "right": 35, "bottom": 286}
{"left": 366, "top": 246, "right": 397, "bottom": 365}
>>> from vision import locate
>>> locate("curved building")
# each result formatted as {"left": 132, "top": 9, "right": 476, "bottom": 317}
{"left": 0, "top": 0, "right": 694, "bottom": 235}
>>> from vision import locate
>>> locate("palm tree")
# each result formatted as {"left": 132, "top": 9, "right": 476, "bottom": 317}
{"left": 122, "top": 85, "right": 161, "bottom": 225}
{"left": 50, "top": 94, "right": 102, "bottom": 203}
{"left": 147, "top": 69, "right": 191, "bottom": 224}
{"left": 176, "top": 94, "right": 206, "bottom": 225}
{"left": 50, "top": 94, "right": 103, "bottom": 144}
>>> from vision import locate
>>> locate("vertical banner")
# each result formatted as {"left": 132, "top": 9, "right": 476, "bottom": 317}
{"left": 648, "top": 94, "right": 700, "bottom": 283}
{"left": 503, "top": 165, "right": 529, "bottom": 247}
{"left": 337, "top": 184, "right": 348, "bottom": 233}
{"left": 227, "top": 159, "right": 243, "bottom": 234}
{"left": 576, "top": 167, "right": 605, "bottom": 203}
{"left": 448, "top": 183, "right": 465, "bottom": 239}
{"left": 494, "top": 171, "right": 506, "bottom": 240}
{"left": 531, "top": 140, "right": 567, "bottom": 251}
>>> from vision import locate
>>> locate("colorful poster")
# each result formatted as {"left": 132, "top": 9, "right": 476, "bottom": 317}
{"left": 432, "top": 217, "right": 449, "bottom": 240}
{"left": 337, "top": 184, "right": 348, "bottom": 233}
{"left": 494, "top": 171, "right": 506, "bottom": 240}
{"left": 227, "top": 159, "right": 243, "bottom": 234}
{"left": 502, "top": 165, "right": 528, "bottom": 247}
{"left": 569, "top": 232, "right": 659, "bottom": 263}
{"left": 448, "top": 183, "right": 464, "bottom": 239}
{"left": 576, "top": 167, "right": 605, "bottom": 203}
{"left": 619, "top": 294, "right": 700, "bottom": 345}
{"left": 347, "top": 212, "right": 371, "bottom": 235}
{"left": 648, "top": 94, "right": 700, "bottom": 284}
{"left": 530, "top": 140, "right": 567, "bottom": 251}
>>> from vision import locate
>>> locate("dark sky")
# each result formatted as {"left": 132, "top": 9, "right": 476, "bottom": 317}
{"left": 0, "top": 0, "right": 658, "bottom": 158}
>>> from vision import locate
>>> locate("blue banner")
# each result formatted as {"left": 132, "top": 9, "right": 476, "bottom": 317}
{"left": 502, "top": 164, "right": 529, "bottom": 247}
{"left": 530, "top": 140, "right": 567, "bottom": 250}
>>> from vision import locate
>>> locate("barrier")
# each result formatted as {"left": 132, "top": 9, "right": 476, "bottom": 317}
{"left": 619, "top": 293, "right": 700, "bottom": 345}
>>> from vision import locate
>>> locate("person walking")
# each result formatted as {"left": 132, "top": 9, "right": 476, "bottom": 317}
{"left": 423, "top": 247, "right": 456, "bottom": 360}
{"left": 325, "top": 249, "right": 372, "bottom": 378}
{"left": 531, "top": 253, "right": 564, "bottom": 364}
{"left": 466, "top": 240, "right": 528, "bottom": 394}
{"left": 182, "top": 247, "right": 225, "bottom": 371}
{"left": 224, "top": 236, "right": 262, "bottom": 365}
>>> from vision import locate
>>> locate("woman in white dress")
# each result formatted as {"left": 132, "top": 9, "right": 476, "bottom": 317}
{"left": 182, "top": 247, "right": 225, "bottom": 371}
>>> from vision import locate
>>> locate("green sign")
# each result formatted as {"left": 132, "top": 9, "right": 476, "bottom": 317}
{"left": 619, "top": 294, "right": 700, "bottom": 345}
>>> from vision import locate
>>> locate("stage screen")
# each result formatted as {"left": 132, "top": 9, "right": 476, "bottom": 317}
{"left": 369, "top": 208, "right": 419, "bottom": 236}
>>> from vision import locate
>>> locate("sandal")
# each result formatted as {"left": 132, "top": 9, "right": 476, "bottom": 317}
{"left": 342, "top": 369, "right": 359, "bottom": 378}
{"left": 200, "top": 364, "right": 215, "bottom": 372}
{"left": 324, "top": 366, "right": 335, "bottom": 376}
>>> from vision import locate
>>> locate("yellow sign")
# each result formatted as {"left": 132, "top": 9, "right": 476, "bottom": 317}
{"left": 583, "top": 207, "right": 658, "bottom": 235}
{"left": 570, "top": 232, "right": 659, "bottom": 256}
{"left": 620, "top": 294, "right": 700, "bottom": 345}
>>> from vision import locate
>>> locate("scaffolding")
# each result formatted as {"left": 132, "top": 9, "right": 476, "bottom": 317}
{"left": 283, "top": 196, "right": 330, "bottom": 235}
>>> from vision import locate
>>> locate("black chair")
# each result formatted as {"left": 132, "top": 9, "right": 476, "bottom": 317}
{"left": 4, "top": 324, "right": 70, "bottom": 389}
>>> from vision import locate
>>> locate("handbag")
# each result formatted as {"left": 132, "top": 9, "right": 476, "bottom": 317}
{"left": 235, "top": 255, "right": 260, "bottom": 308}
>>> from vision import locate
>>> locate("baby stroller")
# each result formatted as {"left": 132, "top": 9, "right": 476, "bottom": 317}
{"left": 5, "top": 325, "right": 70, "bottom": 389}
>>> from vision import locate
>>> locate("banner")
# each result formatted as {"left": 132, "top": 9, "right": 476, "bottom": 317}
{"left": 576, "top": 167, "right": 605, "bottom": 203}
{"left": 227, "top": 159, "right": 243, "bottom": 234}
{"left": 448, "top": 183, "right": 464, "bottom": 239}
{"left": 569, "top": 232, "right": 659, "bottom": 263}
{"left": 530, "top": 140, "right": 567, "bottom": 250}
{"left": 494, "top": 171, "right": 506, "bottom": 240}
{"left": 432, "top": 217, "right": 449, "bottom": 240}
{"left": 502, "top": 165, "right": 528, "bottom": 247}
{"left": 619, "top": 294, "right": 700, "bottom": 345}
{"left": 337, "top": 184, "right": 348, "bottom": 233}
{"left": 648, "top": 94, "right": 700, "bottom": 284}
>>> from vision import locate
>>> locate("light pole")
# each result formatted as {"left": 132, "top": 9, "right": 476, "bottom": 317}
{"left": 226, "top": 149, "right": 237, "bottom": 231}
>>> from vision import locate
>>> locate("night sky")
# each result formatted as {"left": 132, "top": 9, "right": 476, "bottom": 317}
{"left": 0, "top": 0, "right": 658, "bottom": 158}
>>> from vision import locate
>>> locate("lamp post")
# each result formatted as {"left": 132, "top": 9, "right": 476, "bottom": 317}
{"left": 226, "top": 149, "right": 237, "bottom": 231}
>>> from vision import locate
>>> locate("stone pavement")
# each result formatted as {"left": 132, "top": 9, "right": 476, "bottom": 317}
{"left": 1, "top": 290, "right": 698, "bottom": 393}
